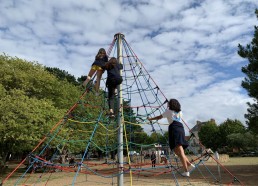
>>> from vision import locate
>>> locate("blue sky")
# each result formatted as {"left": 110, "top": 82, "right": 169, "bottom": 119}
{"left": 0, "top": 0, "right": 257, "bottom": 131}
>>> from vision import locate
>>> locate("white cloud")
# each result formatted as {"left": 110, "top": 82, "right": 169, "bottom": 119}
{"left": 0, "top": 0, "right": 257, "bottom": 134}
{"left": 182, "top": 78, "right": 252, "bottom": 129}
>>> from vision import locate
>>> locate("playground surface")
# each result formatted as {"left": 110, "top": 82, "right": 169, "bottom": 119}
{"left": 1, "top": 157, "right": 258, "bottom": 186}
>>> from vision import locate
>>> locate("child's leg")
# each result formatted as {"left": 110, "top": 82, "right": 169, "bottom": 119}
{"left": 94, "top": 70, "right": 103, "bottom": 92}
{"left": 83, "top": 69, "right": 96, "bottom": 87}
{"left": 178, "top": 147, "right": 192, "bottom": 166}
{"left": 174, "top": 145, "right": 188, "bottom": 172}
{"left": 108, "top": 83, "right": 116, "bottom": 113}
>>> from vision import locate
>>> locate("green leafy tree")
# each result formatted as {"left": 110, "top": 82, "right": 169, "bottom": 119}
{"left": 227, "top": 132, "right": 257, "bottom": 151}
{"left": 45, "top": 67, "right": 79, "bottom": 86}
{"left": 159, "top": 131, "right": 169, "bottom": 146}
{"left": 149, "top": 132, "right": 163, "bottom": 144}
{"left": 218, "top": 119, "right": 246, "bottom": 147}
{"left": 238, "top": 9, "right": 258, "bottom": 134}
{"left": 0, "top": 54, "right": 85, "bottom": 162}
{"left": 148, "top": 131, "right": 168, "bottom": 146}
{"left": 199, "top": 121, "right": 219, "bottom": 151}
{"left": 0, "top": 55, "right": 81, "bottom": 110}
{"left": 0, "top": 88, "right": 65, "bottom": 163}
{"left": 227, "top": 133, "right": 245, "bottom": 150}
{"left": 77, "top": 75, "right": 87, "bottom": 85}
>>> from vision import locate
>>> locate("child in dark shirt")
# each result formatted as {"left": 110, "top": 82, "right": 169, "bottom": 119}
{"left": 103, "top": 57, "right": 123, "bottom": 117}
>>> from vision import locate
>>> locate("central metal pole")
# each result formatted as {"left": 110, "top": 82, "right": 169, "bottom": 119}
{"left": 115, "top": 33, "right": 124, "bottom": 186}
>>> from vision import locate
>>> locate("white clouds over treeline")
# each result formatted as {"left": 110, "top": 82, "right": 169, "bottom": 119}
{"left": 0, "top": 0, "right": 257, "bottom": 131}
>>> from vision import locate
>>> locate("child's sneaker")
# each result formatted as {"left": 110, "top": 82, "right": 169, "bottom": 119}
{"left": 182, "top": 171, "right": 190, "bottom": 177}
{"left": 109, "top": 113, "right": 115, "bottom": 118}
{"left": 106, "top": 112, "right": 115, "bottom": 118}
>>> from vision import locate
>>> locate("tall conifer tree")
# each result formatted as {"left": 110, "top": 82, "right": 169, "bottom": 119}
{"left": 238, "top": 9, "right": 258, "bottom": 134}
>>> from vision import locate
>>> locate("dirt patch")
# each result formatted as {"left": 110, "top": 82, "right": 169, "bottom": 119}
{"left": 1, "top": 157, "right": 257, "bottom": 185}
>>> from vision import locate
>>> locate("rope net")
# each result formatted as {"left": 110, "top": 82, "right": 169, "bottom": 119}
{"left": 2, "top": 34, "right": 244, "bottom": 186}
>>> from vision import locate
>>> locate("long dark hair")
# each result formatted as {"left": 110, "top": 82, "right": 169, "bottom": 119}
{"left": 168, "top": 99, "right": 181, "bottom": 112}
{"left": 104, "top": 57, "right": 118, "bottom": 70}
{"left": 95, "top": 48, "right": 108, "bottom": 61}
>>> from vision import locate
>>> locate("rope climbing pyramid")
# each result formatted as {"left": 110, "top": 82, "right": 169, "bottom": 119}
{"left": 2, "top": 33, "right": 244, "bottom": 186}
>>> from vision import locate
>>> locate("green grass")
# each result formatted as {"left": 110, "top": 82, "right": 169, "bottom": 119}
{"left": 224, "top": 157, "right": 258, "bottom": 165}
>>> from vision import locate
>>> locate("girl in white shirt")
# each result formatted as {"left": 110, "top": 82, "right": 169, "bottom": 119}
{"left": 148, "top": 99, "right": 194, "bottom": 177}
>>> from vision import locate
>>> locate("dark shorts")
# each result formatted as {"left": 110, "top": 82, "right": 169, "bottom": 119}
{"left": 168, "top": 121, "right": 188, "bottom": 150}
{"left": 91, "top": 58, "right": 107, "bottom": 69}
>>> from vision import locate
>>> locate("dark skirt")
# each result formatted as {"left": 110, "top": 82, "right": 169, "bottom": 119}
{"left": 168, "top": 120, "right": 188, "bottom": 150}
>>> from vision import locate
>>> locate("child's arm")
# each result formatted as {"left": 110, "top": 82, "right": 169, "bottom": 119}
{"left": 147, "top": 115, "right": 163, "bottom": 121}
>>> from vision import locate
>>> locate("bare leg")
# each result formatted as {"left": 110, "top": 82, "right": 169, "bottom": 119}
{"left": 94, "top": 70, "right": 103, "bottom": 93}
{"left": 175, "top": 146, "right": 192, "bottom": 166}
{"left": 174, "top": 145, "right": 189, "bottom": 172}
{"left": 83, "top": 69, "right": 96, "bottom": 87}
{"left": 178, "top": 148, "right": 192, "bottom": 166}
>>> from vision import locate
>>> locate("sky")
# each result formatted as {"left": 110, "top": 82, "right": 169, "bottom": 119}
{"left": 0, "top": 0, "right": 257, "bottom": 132}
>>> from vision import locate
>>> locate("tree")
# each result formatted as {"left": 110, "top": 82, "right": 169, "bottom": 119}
{"left": 0, "top": 54, "right": 84, "bottom": 163}
{"left": 45, "top": 67, "right": 79, "bottom": 86}
{"left": 218, "top": 119, "right": 246, "bottom": 147}
{"left": 0, "top": 88, "right": 65, "bottom": 163}
{"left": 77, "top": 75, "right": 87, "bottom": 85}
{"left": 199, "top": 121, "right": 220, "bottom": 151}
{"left": 227, "top": 132, "right": 257, "bottom": 151}
{"left": 149, "top": 132, "right": 163, "bottom": 144}
{"left": 0, "top": 55, "right": 81, "bottom": 110}
{"left": 0, "top": 54, "right": 155, "bottom": 162}
{"left": 244, "top": 102, "right": 258, "bottom": 134}
{"left": 238, "top": 9, "right": 258, "bottom": 134}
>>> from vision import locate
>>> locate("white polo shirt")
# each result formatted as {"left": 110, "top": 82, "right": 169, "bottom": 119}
{"left": 162, "top": 109, "right": 183, "bottom": 124}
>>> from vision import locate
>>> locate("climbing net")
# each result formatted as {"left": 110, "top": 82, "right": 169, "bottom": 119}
{"left": 2, "top": 34, "right": 244, "bottom": 186}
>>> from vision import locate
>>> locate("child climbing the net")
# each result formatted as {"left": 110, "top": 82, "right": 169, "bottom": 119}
{"left": 148, "top": 98, "right": 195, "bottom": 177}
{"left": 102, "top": 57, "right": 123, "bottom": 117}
{"left": 83, "top": 48, "right": 108, "bottom": 94}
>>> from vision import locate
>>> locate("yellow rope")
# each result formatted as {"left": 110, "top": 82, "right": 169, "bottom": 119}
{"left": 68, "top": 119, "right": 95, "bottom": 124}
{"left": 122, "top": 109, "right": 133, "bottom": 186}
{"left": 124, "top": 120, "right": 169, "bottom": 126}
{"left": 68, "top": 119, "right": 120, "bottom": 132}
{"left": 124, "top": 120, "right": 143, "bottom": 126}
{"left": 75, "top": 129, "right": 116, "bottom": 136}
{"left": 98, "top": 122, "right": 120, "bottom": 132}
